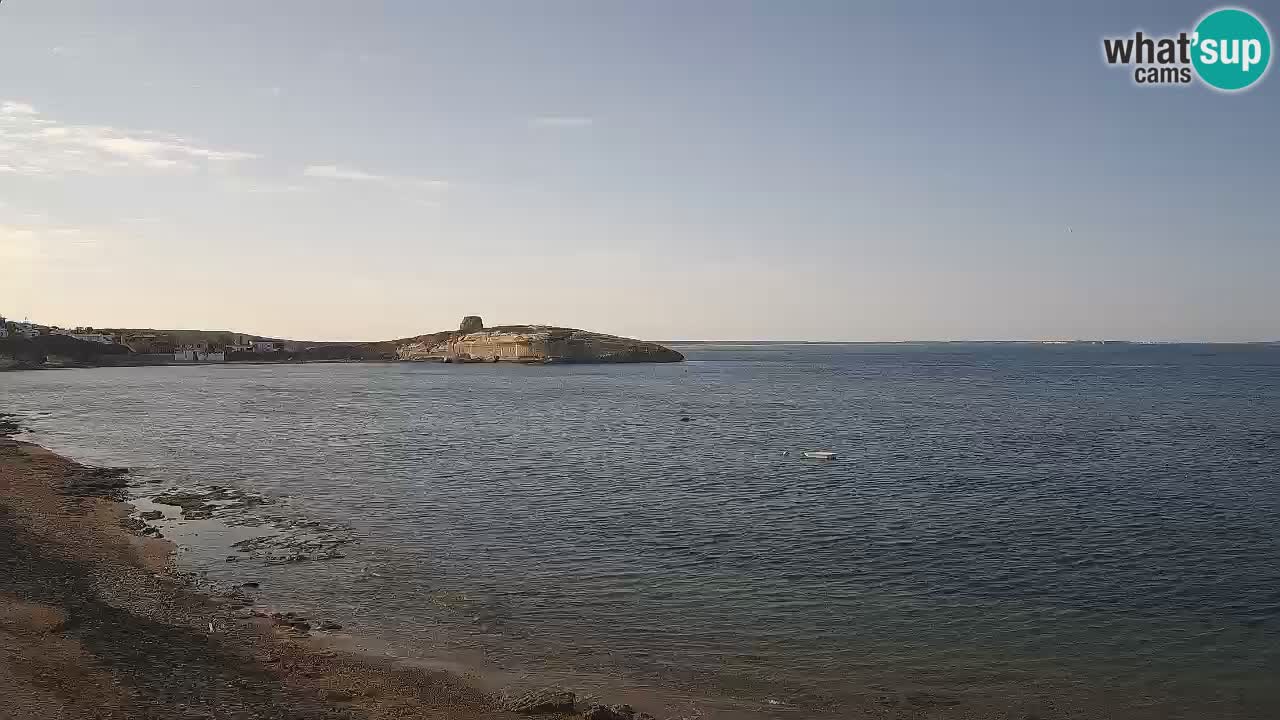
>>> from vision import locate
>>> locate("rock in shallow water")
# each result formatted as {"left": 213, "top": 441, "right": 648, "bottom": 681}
{"left": 508, "top": 688, "right": 576, "bottom": 714}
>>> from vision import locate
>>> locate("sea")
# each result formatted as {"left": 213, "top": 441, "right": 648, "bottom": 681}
{"left": 3, "top": 342, "right": 1279, "bottom": 719}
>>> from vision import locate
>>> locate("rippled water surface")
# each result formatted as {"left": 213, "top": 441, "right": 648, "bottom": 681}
{"left": 4, "top": 344, "right": 1280, "bottom": 718}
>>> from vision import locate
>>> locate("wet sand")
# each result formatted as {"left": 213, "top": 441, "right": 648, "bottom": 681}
{"left": 0, "top": 429, "right": 513, "bottom": 720}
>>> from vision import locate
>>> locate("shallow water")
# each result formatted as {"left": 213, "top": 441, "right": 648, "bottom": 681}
{"left": 4, "top": 343, "right": 1280, "bottom": 718}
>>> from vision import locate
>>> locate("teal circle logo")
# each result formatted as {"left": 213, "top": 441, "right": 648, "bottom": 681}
{"left": 1192, "top": 8, "right": 1271, "bottom": 91}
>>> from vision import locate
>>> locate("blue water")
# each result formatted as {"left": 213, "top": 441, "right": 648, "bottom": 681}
{"left": 3, "top": 343, "right": 1280, "bottom": 718}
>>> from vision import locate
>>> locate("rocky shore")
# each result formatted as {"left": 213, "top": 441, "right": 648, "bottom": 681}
{"left": 0, "top": 414, "right": 661, "bottom": 720}
{"left": 395, "top": 316, "right": 684, "bottom": 364}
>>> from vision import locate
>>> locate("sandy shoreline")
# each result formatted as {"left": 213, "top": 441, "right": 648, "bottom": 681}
{"left": 0, "top": 420, "right": 554, "bottom": 720}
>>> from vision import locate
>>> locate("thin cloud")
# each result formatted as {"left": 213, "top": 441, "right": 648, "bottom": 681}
{"left": 530, "top": 115, "right": 594, "bottom": 128}
{"left": 303, "top": 164, "right": 448, "bottom": 190}
{"left": 1, "top": 102, "right": 38, "bottom": 115}
{"left": 0, "top": 100, "right": 257, "bottom": 177}
{"left": 304, "top": 164, "right": 386, "bottom": 182}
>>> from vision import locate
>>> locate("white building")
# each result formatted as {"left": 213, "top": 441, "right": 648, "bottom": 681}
{"left": 15, "top": 321, "right": 39, "bottom": 339}
{"left": 251, "top": 340, "right": 283, "bottom": 353}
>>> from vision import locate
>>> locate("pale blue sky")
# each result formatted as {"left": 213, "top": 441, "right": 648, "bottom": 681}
{"left": 1, "top": 1, "right": 1276, "bottom": 341}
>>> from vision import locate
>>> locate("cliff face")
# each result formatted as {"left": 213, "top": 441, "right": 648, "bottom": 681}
{"left": 396, "top": 318, "right": 683, "bottom": 364}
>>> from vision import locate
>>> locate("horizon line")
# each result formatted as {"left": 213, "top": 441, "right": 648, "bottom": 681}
{"left": 5, "top": 318, "right": 1277, "bottom": 346}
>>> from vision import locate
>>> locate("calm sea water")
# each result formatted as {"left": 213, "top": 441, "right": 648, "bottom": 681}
{"left": 4, "top": 343, "right": 1280, "bottom": 718}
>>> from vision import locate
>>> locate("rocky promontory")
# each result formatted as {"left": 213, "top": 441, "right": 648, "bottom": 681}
{"left": 2, "top": 316, "right": 683, "bottom": 369}
{"left": 396, "top": 316, "right": 684, "bottom": 364}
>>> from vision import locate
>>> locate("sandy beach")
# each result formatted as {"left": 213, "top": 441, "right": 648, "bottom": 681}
{"left": 0, "top": 417, "right": 522, "bottom": 720}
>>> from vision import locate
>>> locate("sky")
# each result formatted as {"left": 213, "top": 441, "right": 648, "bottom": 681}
{"left": 1, "top": 0, "right": 1277, "bottom": 342}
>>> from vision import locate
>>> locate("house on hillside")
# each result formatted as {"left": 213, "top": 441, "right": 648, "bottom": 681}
{"left": 63, "top": 327, "right": 121, "bottom": 345}
{"left": 14, "top": 320, "right": 39, "bottom": 339}
{"left": 174, "top": 343, "right": 225, "bottom": 363}
{"left": 251, "top": 340, "right": 283, "bottom": 353}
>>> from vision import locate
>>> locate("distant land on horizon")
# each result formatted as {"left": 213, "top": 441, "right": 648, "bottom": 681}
{"left": 43, "top": 331, "right": 1280, "bottom": 349}
{"left": 37, "top": 329, "right": 1280, "bottom": 347}
{"left": 670, "top": 339, "right": 1280, "bottom": 346}
{"left": 1, "top": 315, "right": 685, "bottom": 367}
{"left": 13, "top": 323, "right": 1279, "bottom": 349}
{"left": 7, "top": 314, "right": 1277, "bottom": 349}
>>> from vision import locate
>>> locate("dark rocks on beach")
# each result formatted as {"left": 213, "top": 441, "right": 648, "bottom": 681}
{"left": 319, "top": 621, "right": 342, "bottom": 630}
{"left": 240, "top": 581, "right": 260, "bottom": 589}
{"left": 0, "top": 413, "right": 23, "bottom": 437}
{"left": 583, "top": 703, "right": 637, "bottom": 720}
{"left": 59, "top": 464, "right": 130, "bottom": 499}
{"left": 140, "top": 510, "right": 164, "bottom": 521}
{"left": 508, "top": 688, "right": 576, "bottom": 714}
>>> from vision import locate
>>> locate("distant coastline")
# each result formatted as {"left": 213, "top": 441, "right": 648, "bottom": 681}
{"left": 0, "top": 314, "right": 684, "bottom": 371}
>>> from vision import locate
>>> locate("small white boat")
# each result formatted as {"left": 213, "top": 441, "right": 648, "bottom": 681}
{"left": 803, "top": 451, "right": 837, "bottom": 460}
